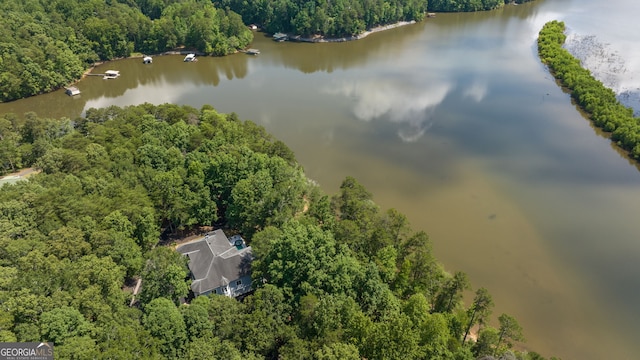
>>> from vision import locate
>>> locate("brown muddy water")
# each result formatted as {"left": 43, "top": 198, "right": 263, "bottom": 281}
{"left": 3, "top": 0, "right": 640, "bottom": 358}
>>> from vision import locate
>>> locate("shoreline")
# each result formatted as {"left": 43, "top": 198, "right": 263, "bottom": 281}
{"left": 8, "top": 19, "right": 424, "bottom": 102}
{"left": 13, "top": 19, "right": 424, "bottom": 100}
{"left": 282, "top": 20, "right": 418, "bottom": 43}
{"left": 73, "top": 20, "right": 420, "bottom": 83}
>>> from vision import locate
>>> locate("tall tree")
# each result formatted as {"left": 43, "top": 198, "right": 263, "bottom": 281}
{"left": 185, "top": 335, "right": 246, "bottom": 360}
{"left": 139, "top": 247, "right": 190, "bottom": 306}
{"left": 143, "top": 297, "right": 187, "bottom": 359}
{"left": 462, "top": 287, "right": 494, "bottom": 344}
{"left": 241, "top": 285, "right": 294, "bottom": 357}
{"left": 315, "top": 342, "right": 361, "bottom": 360}
{"left": 40, "top": 306, "right": 92, "bottom": 345}
{"left": 495, "top": 313, "right": 524, "bottom": 356}
{"left": 251, "top": 220, "right": 342, "bottom": 301}
{"left": 433, "top": 271, "right": 470, "bottom": 313}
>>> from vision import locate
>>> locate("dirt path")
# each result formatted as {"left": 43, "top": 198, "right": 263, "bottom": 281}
{"left": 0, "top": 167, "right": 41, "bottom": 184}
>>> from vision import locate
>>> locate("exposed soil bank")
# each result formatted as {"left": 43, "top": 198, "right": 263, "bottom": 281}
{"left": 280, "top": 21, "right": 418, "bottom": 43}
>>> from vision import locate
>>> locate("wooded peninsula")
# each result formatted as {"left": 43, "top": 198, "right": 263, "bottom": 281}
{"left": 0, "top": 103, "right": 556, "bottom": 359}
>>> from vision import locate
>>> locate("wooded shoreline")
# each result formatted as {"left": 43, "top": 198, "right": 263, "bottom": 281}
{"left": 45, "top": 20, "right": 423, "bottom": 96}
{"left": 281, "top": 21, "right": 418, "bottom": 43}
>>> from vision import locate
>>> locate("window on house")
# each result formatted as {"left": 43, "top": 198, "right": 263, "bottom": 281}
{"left": 236, "top": 280, "right": 242, "bottom": 286}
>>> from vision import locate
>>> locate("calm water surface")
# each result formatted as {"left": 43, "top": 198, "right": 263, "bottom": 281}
{"left": 3, "top": 1, "right": 640, "bottom": 359}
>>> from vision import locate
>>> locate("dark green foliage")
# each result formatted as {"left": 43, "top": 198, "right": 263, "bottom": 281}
{"left": 429, "top": 0, "right": 500, "bottom": 12}
{"left": 473, "top": 327, "right": 500, "bottom": 357}
{"left": 434, "top": 271, "right": 470, "bottom": 313}
{"left": 315, "top": 342, "right": 361, "bottom": 359}
{"left": 495, "top": 313, "right": 524, "bottom": 356}
{"left": 538, "top": 21, "right": 640, "bottom": 160}
{"left": 251, "top": 220, "right": 355, "bottom": 302}
{"left": 40, "top": 306, "right": 93, "bottom": 345}
{"left": 427, "top": 0, "right": 535, "bottom": 12}
{"left": 143, "top": 297, "right": 187, "bottom": 359}
{"left": 139, "top": 247, "right": 191, "bottom": 306}
{"left": 463, "top": 287, "right": 494, "bottom": 344}
{"left": 0, "top": 9, "right": 86, "bottom": 101}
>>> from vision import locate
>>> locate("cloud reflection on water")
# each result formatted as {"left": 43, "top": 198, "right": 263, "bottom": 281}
{"left": 325, "top": 78, "right": 453, "bottom": 142}
{"left": 463, "top": 80, "right": 488, "bottom": 102}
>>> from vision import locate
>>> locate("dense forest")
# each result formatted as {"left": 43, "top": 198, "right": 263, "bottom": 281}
{"left": 0, "top": 104, "right": 557, "bottom": 359}
{"left": 538, "top": 21, "right": 640, "bottom": 160}
{"left": 0, "top": 0, "right": 253, "bottom": 102}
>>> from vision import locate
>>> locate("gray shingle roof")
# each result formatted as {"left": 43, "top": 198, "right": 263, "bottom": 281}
{"left": 176, "top": 230, "right": 253, "bottom": 296}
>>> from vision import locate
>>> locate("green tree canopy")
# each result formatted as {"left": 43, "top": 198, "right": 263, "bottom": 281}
{"left": 143, "top": 297, "right": 187, "bottom": 359}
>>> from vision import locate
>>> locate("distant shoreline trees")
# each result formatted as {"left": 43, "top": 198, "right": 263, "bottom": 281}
{"left": 220, "top": 0, "right": 537, "bottom": 37}
{"left": 538, "top": 20, "right": 640, "bottom": 160}
{"left": 1, "top": 0, "right": 539, "bottom": 103}
{"left": 428, "top": 0, "right": 535, "bottom": 13}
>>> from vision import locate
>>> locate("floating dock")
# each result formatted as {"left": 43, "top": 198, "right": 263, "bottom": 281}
{"left": 103, "top": 70, "right": 120, "bottom": 79}
{"left": 89, "top": 70, "right": 120, "bottom": 79}
{"left": 273, "top": 33, "right": 288, "bottom": 42}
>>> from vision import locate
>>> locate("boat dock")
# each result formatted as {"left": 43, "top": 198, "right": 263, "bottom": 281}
{"left": 244, "top": 49, "right": 260, "bottom": 55}
{"left": 103, "top": 70, "right": 120, "bottom": 79}
{"left": 87, "top": 70, "right": 121, "bottom": 79}
{"left": 65, "top": 86, "right": 80, "bottom": 96}
{"left": 273, "top": 33, "right": 288, "bottom": 42}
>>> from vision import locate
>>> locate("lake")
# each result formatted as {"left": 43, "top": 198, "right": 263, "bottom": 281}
{"left": 2, "top": 0, "right": 640, "bottom": 358}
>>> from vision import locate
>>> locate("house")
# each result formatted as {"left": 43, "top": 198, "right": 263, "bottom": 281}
{"left": 176, "top": 230, "right": 253, "bottom": 298}
{"left": 65, "top": 86, "right": 81, "bottom": 96}
{"left": 184, "top": 53, "right": 197, "bottom": 62}
{"left": 143, "top": 56, "right": 152, "bottom": 64}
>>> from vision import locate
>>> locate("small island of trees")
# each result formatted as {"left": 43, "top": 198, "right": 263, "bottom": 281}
{"left": 538, "top": 20, "right": 640, "bottom": 160}
{"left": 0, "top": 103, "right": 556, "bottom": 359}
